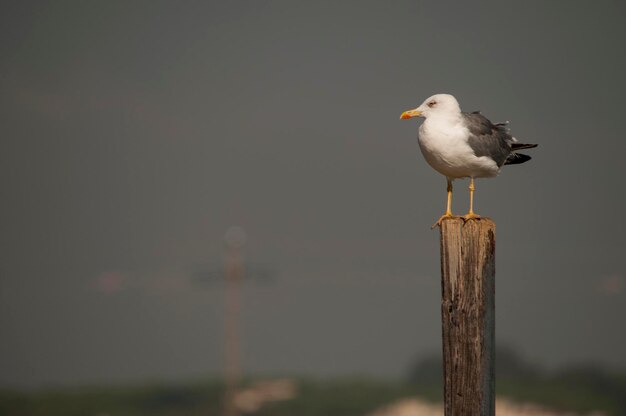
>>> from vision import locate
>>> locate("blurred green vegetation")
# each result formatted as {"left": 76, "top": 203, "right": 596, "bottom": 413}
{"left": 0, "top": 380, "right": 224, "bottom": 416}
{"left": 406, "top": 347, "right": 626, "bottom": 416}
{"left": 1, "top": 369, "right": 625, "bottom": 416}
{"left": 496, "top": 367, "right": 626, "bottom": 416}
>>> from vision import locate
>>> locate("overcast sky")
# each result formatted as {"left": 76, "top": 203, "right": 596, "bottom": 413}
{"left": 1, "top": 1, "right": 625, "bottom": 388}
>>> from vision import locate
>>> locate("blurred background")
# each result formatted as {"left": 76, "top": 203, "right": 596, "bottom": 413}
{"left": 1, "top": 1, "right": 625, "bottom": 415}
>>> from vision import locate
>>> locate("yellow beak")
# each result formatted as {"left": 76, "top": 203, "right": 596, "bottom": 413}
{"left": 400, "top": 109, "right": 422, "bottom": 120}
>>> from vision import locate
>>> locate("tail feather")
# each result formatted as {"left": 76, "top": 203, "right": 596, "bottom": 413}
{"left": 511, "top": 142, "right": 538, "bottom": 151}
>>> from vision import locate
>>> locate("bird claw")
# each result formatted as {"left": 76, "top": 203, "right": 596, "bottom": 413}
{"left": 462, "top": 213, "right": 482, "bottom": 221}
{"left": 432, "top": 213, "right": 484, "bottom": 228}
{"left": 431, "top": 213, "right": 457, "bottom": 229}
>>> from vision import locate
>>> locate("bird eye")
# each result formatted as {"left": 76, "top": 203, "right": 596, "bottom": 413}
{"left": 427, "top": 101, "right": 436, "bottom": 108}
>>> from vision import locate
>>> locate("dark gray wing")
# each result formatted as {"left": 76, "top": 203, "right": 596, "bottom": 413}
{"left": 462, "top": 112, "right": 514, "bottom": 167}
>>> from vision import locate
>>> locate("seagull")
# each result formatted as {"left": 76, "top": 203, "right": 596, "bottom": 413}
{"left": 400, "top": 94, "right": 537, "bottom": 227}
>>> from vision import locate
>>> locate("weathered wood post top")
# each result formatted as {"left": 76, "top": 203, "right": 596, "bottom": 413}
{"left": 439, "top": 217, "right": 496, "bottom": 416}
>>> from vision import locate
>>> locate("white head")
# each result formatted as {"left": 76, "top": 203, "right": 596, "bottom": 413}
{"left": 400, "top": 93, "right": 462, "bottom": 120}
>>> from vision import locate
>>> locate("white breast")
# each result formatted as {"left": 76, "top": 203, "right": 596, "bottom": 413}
{"left": 418, "top": 115, "right": 500, "bottom": 179}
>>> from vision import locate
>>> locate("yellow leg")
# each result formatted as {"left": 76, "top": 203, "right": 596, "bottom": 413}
{"left": 445, "top": 178, "right": 453, "bottom": 216}
{"left": 463, "top": 177, "right": 481, "bottom": 220}
{"left": 433, "top": 178, "right": 456, "bottom": 228}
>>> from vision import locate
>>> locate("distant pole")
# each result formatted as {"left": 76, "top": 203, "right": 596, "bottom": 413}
{"left": 222, "top": 227, "right": 247, "bottom": 416}
{"left": 439, "top": 218, "right": 495, "bottom": 416}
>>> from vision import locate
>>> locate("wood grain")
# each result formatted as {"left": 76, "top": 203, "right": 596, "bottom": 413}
{"left": 439, "top": 218, "right": 495, "bottom": 416}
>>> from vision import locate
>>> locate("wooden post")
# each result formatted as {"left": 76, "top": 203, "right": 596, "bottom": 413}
{"left": 439, "top": 218, "right": 495, "bottom": 416}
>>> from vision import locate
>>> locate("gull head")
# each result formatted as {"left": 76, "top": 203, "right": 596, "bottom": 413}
{"left": 400, "top": 93, "right": 461, "bottom": 120}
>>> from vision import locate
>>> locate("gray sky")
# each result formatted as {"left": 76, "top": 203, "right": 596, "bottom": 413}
{"left": 1, "top": 1, "right": 625, "bottom": 388}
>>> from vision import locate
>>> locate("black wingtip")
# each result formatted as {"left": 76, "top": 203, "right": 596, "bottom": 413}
{"left": 504, "top": 152, "right": 532, "bottom": 165}
{"left": 511, "top": 143, "right": 538, "bottom": 150}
